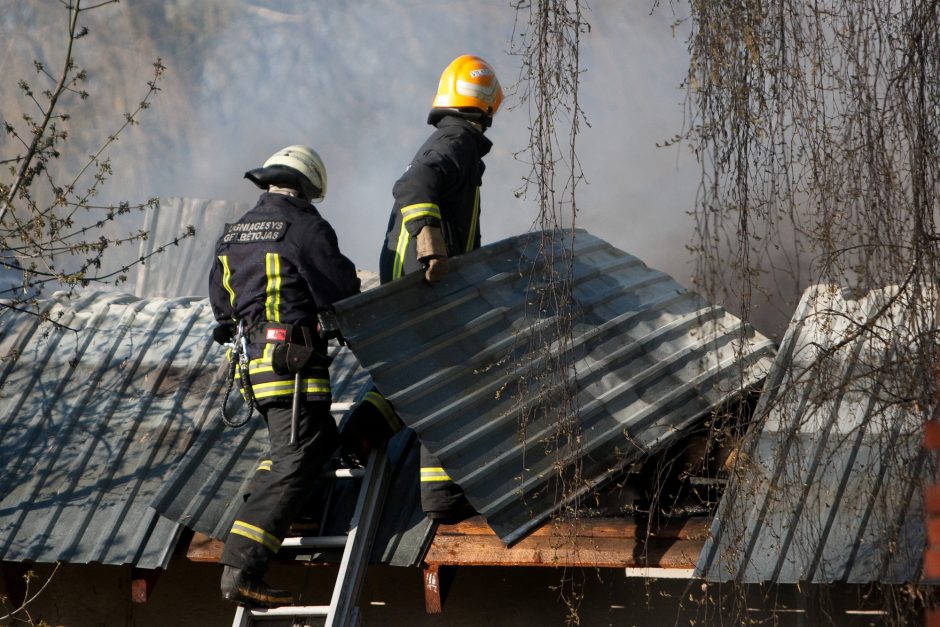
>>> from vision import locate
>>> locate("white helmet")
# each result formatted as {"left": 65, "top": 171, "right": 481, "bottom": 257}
{"left": 259, "top": 144, "right": 327, "bottom": 202}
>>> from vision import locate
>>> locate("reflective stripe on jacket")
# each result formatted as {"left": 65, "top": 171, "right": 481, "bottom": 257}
{"left": 379, "top": 116, "right": 492, "bottom": 283}
{"left": 208, "top": 192, "right": 360, "bottom": 403}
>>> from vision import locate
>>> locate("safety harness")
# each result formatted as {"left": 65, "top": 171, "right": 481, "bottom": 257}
{"left": 220, "top": 320, "right": 255, "bottom": 428}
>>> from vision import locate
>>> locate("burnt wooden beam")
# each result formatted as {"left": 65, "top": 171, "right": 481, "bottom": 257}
{"left": 131, "top": 567, "right": 162, "bottom": 603}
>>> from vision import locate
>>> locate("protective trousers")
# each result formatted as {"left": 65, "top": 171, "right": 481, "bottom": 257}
{"left": 221, "top": 400, "right": 338, "bottom": 575}
{"left": 419, "top": 443, "right": 471, "bottom": 519}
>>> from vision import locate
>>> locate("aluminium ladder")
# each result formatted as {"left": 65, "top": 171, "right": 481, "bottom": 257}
{"left": 231, "top": 441, "right": 391, "bottom": 627}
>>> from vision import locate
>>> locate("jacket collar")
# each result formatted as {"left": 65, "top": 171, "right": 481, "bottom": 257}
{"left": 258, "top": 192, "right": 321, "bottom": 215}
{"left": 436, "top": 116, "right": 493, "bottom": 157}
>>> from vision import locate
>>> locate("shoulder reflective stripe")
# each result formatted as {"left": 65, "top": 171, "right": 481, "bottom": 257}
{"left": 230, "top": 520, "right": 282, "bottom": 553}
{"left": 466, "top": 186, "right": 480, "bottom": 252}
{"left": 400, "top": 202, "right": 441, "bottom": 223}
{"left": 218, "top": 255, "right": 236, "bottom": 307}
{"left": 265, "top": 252, "right": 282, "bottom": 322}
{"left": 257, "top": 459, "right": 273, "bottom": 472}
{"left": 420, "top": 467, "right": 452, "bottom": 482}
{"left": 392, "top": 228, "right": 410, "bottom": 280}
{"left": 365, "top": 391, "right": 399, "bottom": 432}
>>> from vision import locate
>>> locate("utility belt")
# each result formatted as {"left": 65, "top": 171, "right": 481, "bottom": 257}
{"left": 248, "top": 322, "right": 319, "bottom": 348}
{"left": 248, "top": 323, "right": 332, "bottom": 375}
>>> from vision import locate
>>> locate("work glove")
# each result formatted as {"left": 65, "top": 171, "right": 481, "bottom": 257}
{"left": 211, "top": 323, "right": 236, "bottom": 346}
{"left": 416, "top": 226, "right": 448, "bottom": 283}
{"left": 317, "top": 309, "right": 346, "bottom": 345}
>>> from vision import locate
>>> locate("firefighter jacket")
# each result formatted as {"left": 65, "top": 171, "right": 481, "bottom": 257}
{"left": 379, "top": 116, "right": 492, "bottom": 283}
{"left": 208, "top": 192, "right": 360, "bottom": 404}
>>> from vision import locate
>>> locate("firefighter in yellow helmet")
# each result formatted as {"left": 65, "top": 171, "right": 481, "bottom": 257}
{"left": 358, "top": 55, "right": 503, "bottom": 521}
{"left": 379, "top": 53, "right": 503, "bottom": 284}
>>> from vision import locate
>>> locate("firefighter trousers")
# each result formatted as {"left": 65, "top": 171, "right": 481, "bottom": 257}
{"left": 221, "top": 400, "right": 338, "bottom": 575}
{"left": 419, "top": 443, "right": 473, "bottom": 519}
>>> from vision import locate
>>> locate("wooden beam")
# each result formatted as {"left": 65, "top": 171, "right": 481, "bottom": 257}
{"left": 423, "top": 563, "right": 442, "bottom": 614}
{"left": 425, "top": 516, "right": 707, "bottom": 569}
{"left": 185, "top": 531, "right": 225, "bottom": 563}
{"left": 433, "top": 516, "right": 710, "bottom": 541}
{"left": 131, "top": 567, "right": 162, "bottom": 604}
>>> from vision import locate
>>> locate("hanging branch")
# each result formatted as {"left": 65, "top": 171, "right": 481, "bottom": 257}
{"left": 511, "top": 1, "right": 589, "bottom": 623}
{"left": 682, "top": 1, "right": 939, "bottom": 623}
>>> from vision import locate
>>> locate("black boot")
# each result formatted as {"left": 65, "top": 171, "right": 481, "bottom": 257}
{"left": 220, "top": 565, "right": 294, "bottom": 608}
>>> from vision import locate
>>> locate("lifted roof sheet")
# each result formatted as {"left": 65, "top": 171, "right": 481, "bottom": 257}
{"left": 334, "top": 230, "right": 776, "bottom": 545}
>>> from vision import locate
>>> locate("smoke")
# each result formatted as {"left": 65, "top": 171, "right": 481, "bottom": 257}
{"left": 1, "top": 0, "right": 697, "bottom": 285}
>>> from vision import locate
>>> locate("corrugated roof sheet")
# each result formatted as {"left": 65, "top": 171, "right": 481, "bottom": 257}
{"left": 0, "top": 291, "right": 220, "bottom": 569}
{"left": 697, "top": 284, "right": 931, "bottom": 583}
{"left": 334, "top": 230, "right": 777, "bottom": 545}
{"left": 132, "top": 197, "right": 247, "bottom": 298}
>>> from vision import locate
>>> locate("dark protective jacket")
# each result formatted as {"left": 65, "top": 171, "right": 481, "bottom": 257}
{"left": 208, "top": 192, "right": 360, "bottom": 404}
{"left": 379, "top": 116, "right": 492, "bottom": 283}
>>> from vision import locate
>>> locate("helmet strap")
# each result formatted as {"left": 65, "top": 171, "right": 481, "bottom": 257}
{"left": 268, "top": 186, "right": 298, "bottom": 197}
{"left": 245, "top": 166, "right": 321, "bottom": 201}
{"left": 428, "top": 107, "right": 492, "bottom": 129}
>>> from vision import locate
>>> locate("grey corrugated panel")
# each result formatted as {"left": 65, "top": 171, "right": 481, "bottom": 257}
{"left": 697, "top": 285, "right": 930, "bottom": 583}
{"left": 133, "top": 197, "right": 248, "bottom": 298}
{"left": 0, "top": 291, "right": 223, "bottom": 569}
{"left": 334, "top": 229, "right": 777, "bottom": 545}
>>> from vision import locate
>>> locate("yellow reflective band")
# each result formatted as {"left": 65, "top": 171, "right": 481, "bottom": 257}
{"left": 218, "top": 255, "right": 236, "bottom": 307}
{"left": 265, "top": 252, "right": 281, "bottom": 322}
{"left": 365, "top": 391, "right": 400, "bottom": 432}
{"left": 420, "top": 467, "right": 452, "bottom": 482}
{"left": 257, "top": 459, "right": 273, "bottom": 472}
{"left": 466, "top": 187, "right": 480, "bottom": 252}
{"left": 230, "top": 520, "right": 282, "bottom": 553}
{"left": 251, "top": 378, "right": 331, "bottom": 399}
{"left": 392, "top": 227, "right": 409, "bottom": 280}
{"left": 400, "top": 202, "right": 441, "bottom": 223}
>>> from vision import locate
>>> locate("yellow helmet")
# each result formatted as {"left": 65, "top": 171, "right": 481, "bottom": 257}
{"left": 428, "top": 55, "right": 503, "bottom": 127}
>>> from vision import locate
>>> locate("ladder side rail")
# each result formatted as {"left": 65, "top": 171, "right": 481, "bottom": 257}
{"left": 232, "top": 604, "right": 253, "bottom": 627}
{"left": 325, "top": 445, "right": 391, "bottom": 627}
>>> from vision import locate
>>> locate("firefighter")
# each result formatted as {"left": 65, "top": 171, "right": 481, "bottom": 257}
{"left": 208, "top": 144, "right": 360, "bottom": 608}
{"left": 371, "top": 54, "right": 502, "bottom": 520}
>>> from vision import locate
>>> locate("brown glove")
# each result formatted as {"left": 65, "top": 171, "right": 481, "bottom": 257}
{"left": 416, "top": 226, "right": 449, "bottom": 283}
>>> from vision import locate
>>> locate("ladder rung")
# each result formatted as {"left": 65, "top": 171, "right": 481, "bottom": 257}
{"left": 319, "top": 467, "right": 365, "bottom": 479}
{"left": 281, "top": 535, "right": 348, "bottom": 549}
{"left": 247, "top": 605, "right": 330, "bottom": 618}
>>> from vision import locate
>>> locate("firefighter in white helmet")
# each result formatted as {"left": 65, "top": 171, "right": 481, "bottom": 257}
{"left": 209, "top": 144, "right": 360, "bottom": 608}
